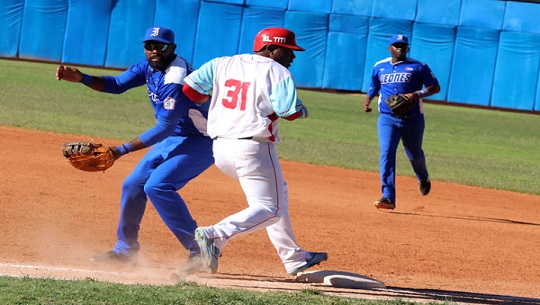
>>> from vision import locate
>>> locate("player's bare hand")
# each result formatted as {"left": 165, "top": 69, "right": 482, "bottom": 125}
{"left": 403, "top": 93, "right": 414, "bottom": 100}
{"left": 56, "top": 65, "right": 82, "bottom": 82}
{"left": 364, "top": 103, "right": 372, "bottom": 113}
{"left": 108, "top": 146, "right": 123, "bottom": 160}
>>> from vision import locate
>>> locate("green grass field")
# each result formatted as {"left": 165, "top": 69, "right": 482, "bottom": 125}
{"left": 280, "top": 90, "right": 540, "bottom": 194}
{"left": 1, "top": 59, "right": 538, "bottom": 194}
{"left": 0, "top": 276, "right": 449, "bottom": 305}
{"left": 0, "top": 58, "right": 538, "bottom": 304}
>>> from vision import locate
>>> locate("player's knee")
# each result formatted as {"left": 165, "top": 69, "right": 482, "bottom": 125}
{"left": 259, "top": 205, "right": 282, "bottom": 219}
{"left": 143, "top": 181, "right": 176, "bottom": 198}
{"left": 122, "top": 178, "right": 143, "bottom": 195}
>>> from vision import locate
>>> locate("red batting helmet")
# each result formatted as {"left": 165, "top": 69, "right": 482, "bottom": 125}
{"left": 253, "top": 27, "right": 305, "bottom": 52}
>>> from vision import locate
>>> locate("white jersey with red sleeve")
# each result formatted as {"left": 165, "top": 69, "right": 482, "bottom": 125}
{"left": 183, "top": 54, "right": 303, "bottom": 142}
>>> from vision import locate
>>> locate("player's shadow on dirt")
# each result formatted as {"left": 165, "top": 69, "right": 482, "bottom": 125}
{"left": 379, "top": 286, "right": 540, "bottom": 305}
{"left": 390, "top": 211, "right": 540, "bottom": 226}
{"left": 213, "top": 271, "right": 540, "bottom": 305}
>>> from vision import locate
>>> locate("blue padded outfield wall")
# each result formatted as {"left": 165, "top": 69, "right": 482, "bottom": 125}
{"left": 1, "top": 0, "right": 540, "bottom": 112}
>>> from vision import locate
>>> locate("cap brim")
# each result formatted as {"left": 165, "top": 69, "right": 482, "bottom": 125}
{"left": 143, "top": 38, "right": 173, "bottom": 44}
{"left": 287, "top": 45, "right": 305, "bottom": 51}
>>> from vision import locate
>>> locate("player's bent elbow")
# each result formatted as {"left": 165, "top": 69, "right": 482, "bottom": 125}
{"left": 182, "top": 84, "right": 209, "bottom": 104}
{"left": 430, "top": 84, "right": 441, "bottom": 95}
{"left": 283, "top": 112, "right": 301, "bottom": 121}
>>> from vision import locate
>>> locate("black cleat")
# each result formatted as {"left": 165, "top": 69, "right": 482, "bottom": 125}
{"left": 419, "top": 179, "right": 431, "bottom": 196}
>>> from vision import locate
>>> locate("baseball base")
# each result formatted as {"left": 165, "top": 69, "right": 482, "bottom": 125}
{"left": 295, "top": 270, "right": 385, "bottom": 289}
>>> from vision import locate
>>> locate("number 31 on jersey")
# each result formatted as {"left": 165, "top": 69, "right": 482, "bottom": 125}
{"left": 222, "top": 79, "right": 250, "bottom": 111}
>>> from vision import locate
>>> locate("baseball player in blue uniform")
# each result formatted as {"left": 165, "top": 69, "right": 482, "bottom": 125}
{"left": 56, "top": 26, "right": 214, "bottom": 271}
{"left": 364, "top": 34, "right": 440, "bottom": 210}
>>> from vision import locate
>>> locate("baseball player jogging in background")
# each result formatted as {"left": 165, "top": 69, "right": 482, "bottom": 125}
{"left": 364, "top": 34, "right": 440, "bottom": 210}
{"left": 56, "top": 26, "right": 214, "bottom": 273}
{"left": 182, "top": 27, "right": 328, "bottom": 276}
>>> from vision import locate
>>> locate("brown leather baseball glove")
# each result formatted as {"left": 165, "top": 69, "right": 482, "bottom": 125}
{"left": 61, "top": 142, "right": 115, "bottom": 172}
{"left": 385, "top": 94, "right": 417, "bottom": 117}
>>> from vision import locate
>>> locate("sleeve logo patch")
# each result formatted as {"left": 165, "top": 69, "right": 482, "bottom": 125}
{"left": 164, "top": 97, "right": 176, "bottom": 110}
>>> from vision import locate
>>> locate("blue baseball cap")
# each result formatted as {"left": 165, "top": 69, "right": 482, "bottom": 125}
{"left": 143, "top": 26, "right": 175, "bottom": 44}
{"left": 389, "top": 34, "right": 409, "bottom": 45}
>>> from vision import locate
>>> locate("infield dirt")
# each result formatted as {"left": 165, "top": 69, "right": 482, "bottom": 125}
{"left": 1, "top": 126, "right": 539, "bottom": 304}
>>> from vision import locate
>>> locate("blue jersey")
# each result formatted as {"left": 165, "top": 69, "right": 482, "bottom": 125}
{"left": 102, "top": 55, "right": 209, "bottom": 145}
{"left": 367, "top": 57, "right": 439, "bottom": 117}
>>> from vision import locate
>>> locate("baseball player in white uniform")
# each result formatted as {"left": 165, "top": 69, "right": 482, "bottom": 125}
{"left": 182, "top": 27, "right": 328, "bottom": 276}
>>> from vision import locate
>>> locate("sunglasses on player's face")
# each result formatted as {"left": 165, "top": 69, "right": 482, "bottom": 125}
{"left": 143, "top": 43, "right": 170, "bottom": 52}
{"left": 391, "top": 43, "right": 408, "bottom": 49}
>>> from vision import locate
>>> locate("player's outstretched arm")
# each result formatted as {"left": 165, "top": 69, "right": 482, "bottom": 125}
{"left": 56, "top": 65, "right": 83, "bottom": 82}
{"left": 56, "top": 65, "right": 106, "bottom": 92}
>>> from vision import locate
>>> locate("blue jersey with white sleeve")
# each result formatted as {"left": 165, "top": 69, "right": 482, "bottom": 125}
{"left": 102, "top": 55, "right": 208, "bottom": 146}
{"left": 367, "top": 57, "right": 439, "bottom": 117}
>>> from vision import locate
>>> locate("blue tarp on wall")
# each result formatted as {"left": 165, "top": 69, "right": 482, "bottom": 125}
{"left": 61, "top": 0, "right": 112, "bottom": 66}
{"left": 371, "top": 0, "right": 417, "bottom": 21}
{"left": 105, "top": 0, "right": 155, "bottom": 69}
{"left": 245, "top": 0, "right": 288, "bottom": 9}
{"left": 19, "top": 0, "right": 67, "bottom": 62}
{"left": 331, "top": 0, "right": 373, "bottom": 16}
{"left": 0, "top": 0, "right": 25, "bottom": 58}
{"left": 447, "top": 27, "right": 499, "bottom": 106}
{"left": 362, "top": 18, "right": 413, "bottom": 92}
{"left": 238, "top": 6, "right": 285, "bottom": 55}
{"left": 415, "top": 0, "right": 461, "bottom": 26}
{"left": 503, "top": 1, "right": 540, "bottom": 34}
{"left": 285, "top": 11, "right": 328, "bottom": 89}
{"left": 204, "top": 0, "right": 244, "bottom": 4}
{"left": 459, "top": 0, "right": 506, "bottom": 30}
{"left": 536, "top": 68, "right": 540, "bottom": 111}
{"left": 491, "top": 31, "right": 540, "bottom": 111}
{"left": 323, "top": 14, "right": 369, "bottom": 91}
{"left": 2, "top": 0, "right": 540, "bottom": 112}
{"left": 409, "top": 22, "right": 456, "bottom": 102}
{"left": 192, "top": 2, "right": 243, "bottom": 68}
{"left": 288, "top": 0, "right": 332, "bottom": 13}
{"left": 323, "top": 32, "right": 366, "bottom": 91}
{"left": 154, "top": 0, "right": 200, "bottom": 65}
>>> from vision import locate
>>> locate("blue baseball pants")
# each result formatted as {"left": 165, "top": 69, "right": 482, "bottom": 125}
{"left": 112, "top": 135, "right": 213, "bottom": 255}
{"left": 377, "top": 113, "right": 429, "bottom": 204}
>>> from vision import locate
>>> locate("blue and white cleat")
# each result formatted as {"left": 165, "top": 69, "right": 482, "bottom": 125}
{"left": 194, "top": 227, "right": 220, "bottom": 274}
{"left": 288, "top": 252, "right": 328, "bottom": 275}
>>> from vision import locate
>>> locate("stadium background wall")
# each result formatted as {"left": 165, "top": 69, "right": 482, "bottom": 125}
{"left": 1, "top": 0, "right": 539, "bottom": 112}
